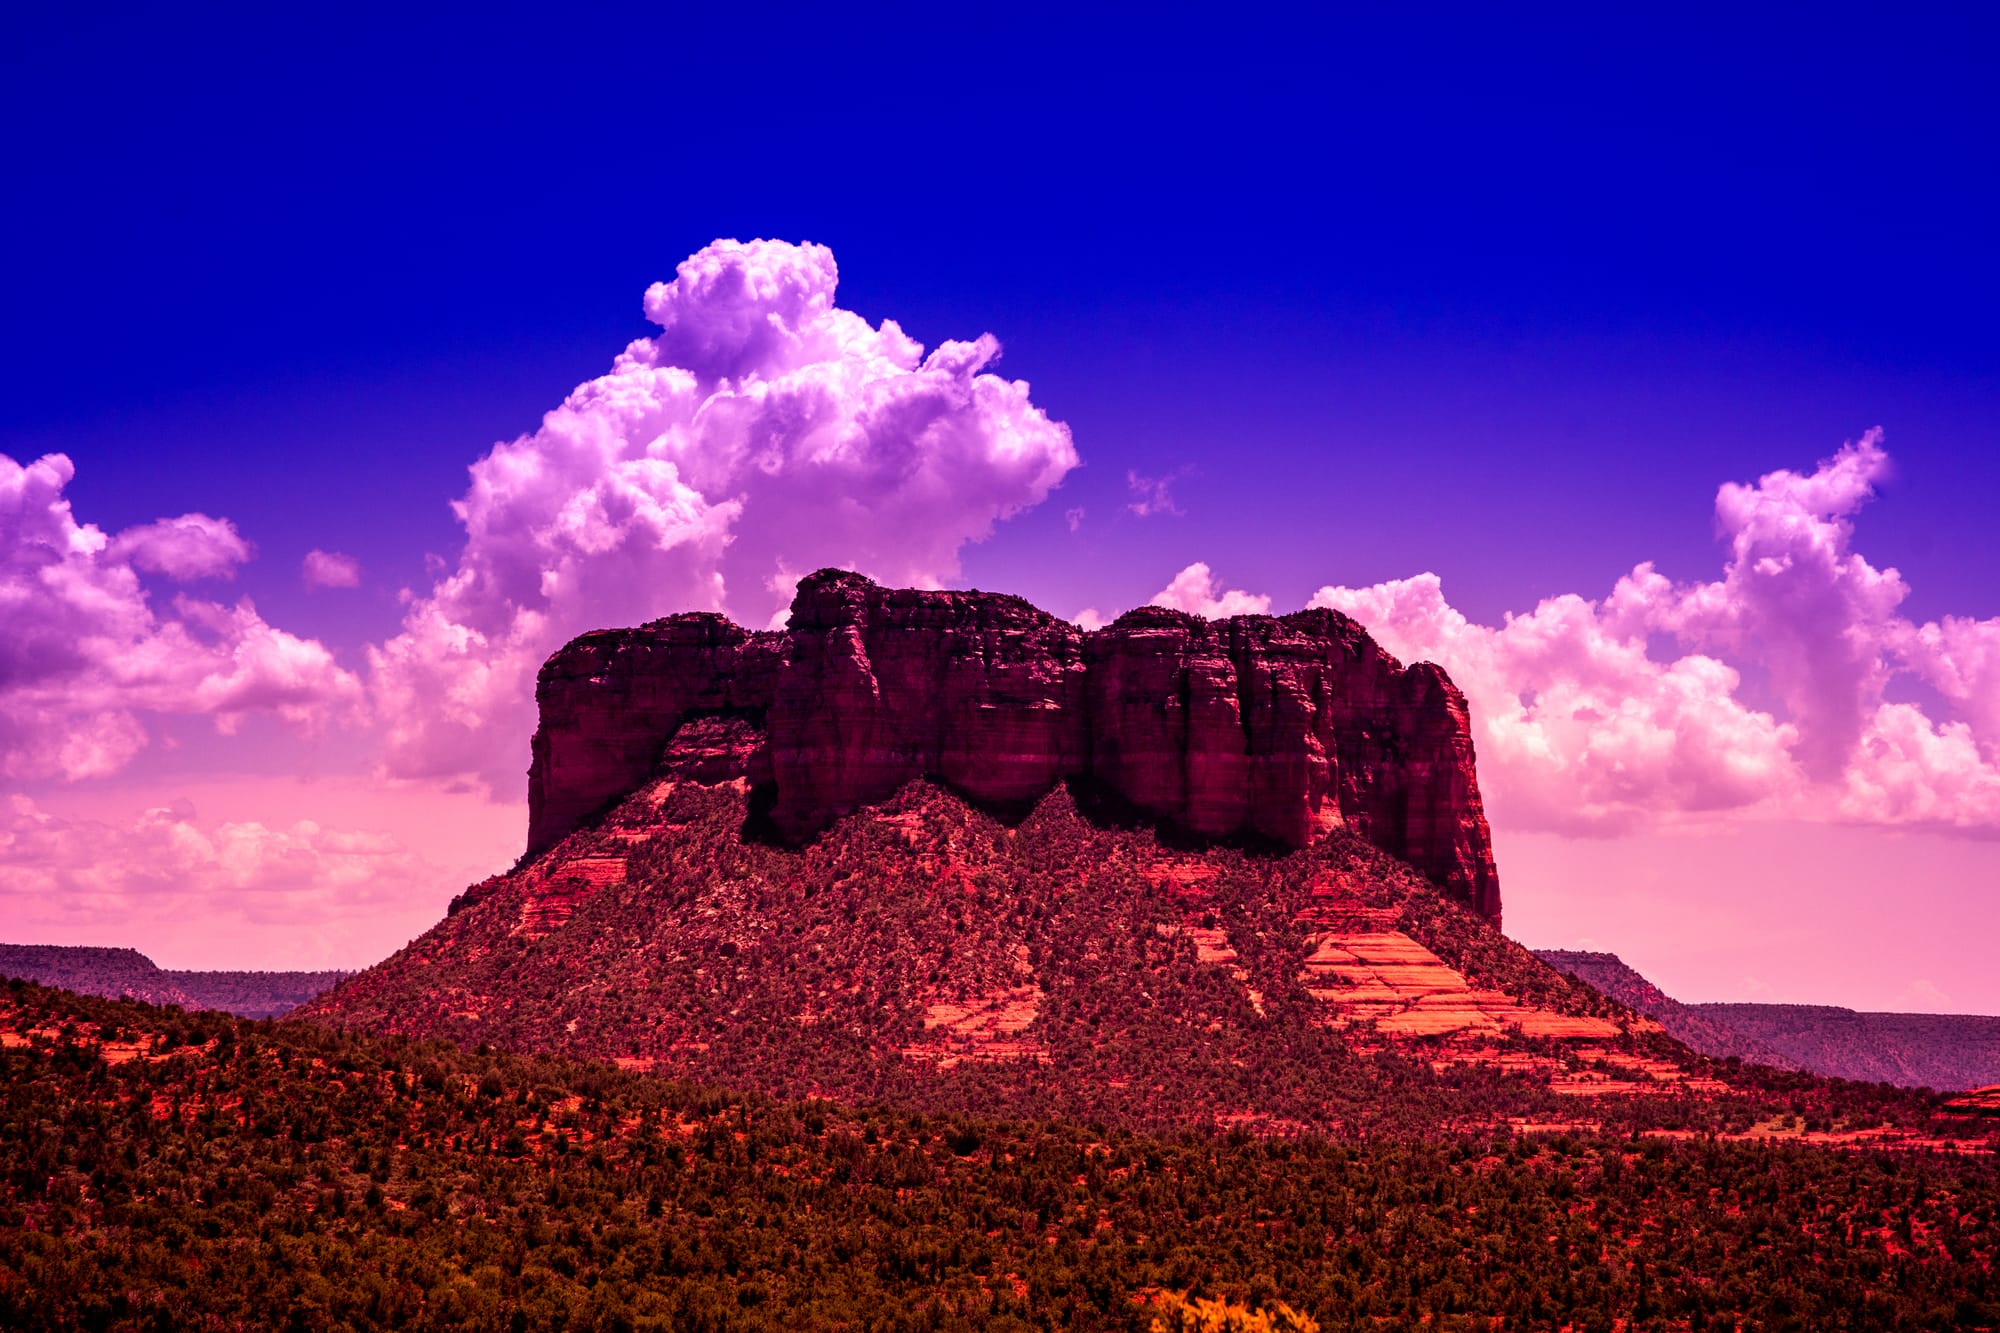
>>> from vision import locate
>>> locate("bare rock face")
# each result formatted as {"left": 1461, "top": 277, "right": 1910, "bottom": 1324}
{"left": 526, "top": 570, "right": 1501, "bottom": 920}
{"left": 768, "top": 574, "right": 1089, "bottom": 836}
{"left": 526, "top": 615, "right": 785, "bottom": 861}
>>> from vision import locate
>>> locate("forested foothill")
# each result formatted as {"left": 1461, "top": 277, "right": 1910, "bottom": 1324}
{"left": 4, "top": 979, "right": 1997, "bottom": 1332}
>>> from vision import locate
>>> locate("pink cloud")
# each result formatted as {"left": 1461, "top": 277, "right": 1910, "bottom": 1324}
{"left": 302, "top": 548, "right": 362, "bottom": 590}
{"left": 368, "top": 238, "right": 1079, "bottom": 795}
{"left": 0, "top": 452, "right": 362, "bottom": 781}
{"left": 106, "top": 512, "right": 252, "bottom": 581}
{"left": 1312, "top": 430, "right": 2000, "bottom": 834}
{"left": 1150, "top": 561, "right": 1272, "bottom": 619}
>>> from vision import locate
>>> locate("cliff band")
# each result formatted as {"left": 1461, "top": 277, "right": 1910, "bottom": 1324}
{"left": 527, "top": 569, "right": 1501, "bottom": 920}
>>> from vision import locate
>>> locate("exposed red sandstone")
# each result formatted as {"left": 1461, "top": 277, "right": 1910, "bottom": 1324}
{"left": 527, "top": 615, "right": 786, "bottom": 865}
{"left": 526, "top": 570, "right": 1501, "bottom": 920}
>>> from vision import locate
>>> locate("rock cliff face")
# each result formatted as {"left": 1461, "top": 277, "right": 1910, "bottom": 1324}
{"left": 527, "top": 570, "right": 1501, "bottom": 920}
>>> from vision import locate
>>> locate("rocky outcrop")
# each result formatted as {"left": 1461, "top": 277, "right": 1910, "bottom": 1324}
{"left": 527, "top": 615, "right": 786, "bottom": 865}
{"left": 527, "top": 570, "right": 1501, "bottom": 920}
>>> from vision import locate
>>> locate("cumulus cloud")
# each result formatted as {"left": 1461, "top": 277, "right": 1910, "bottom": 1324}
{"left": 1896, "top": 613, "right": 2000, "bottom": 754}
{"left": 369, "top": 238, "right": 1078, "bottom": 793}
{"left": 1634, "top": 432, "right": 1906, "bottom": 779}
{"left": 1071, "top": 562, "right": 1272, "bottom": 632}
{"left": 0, "top": 452, "right": 362, "bottom": 781}
{"left": 1150, "top": 561, "right": 1272, "bottom": 619}
{"left": 1310, "top": 430, "right": 2000, "bottom": 833}
{"left": 0, "top": 793, "right": 439, "bottom": 941}
{"left": 1315, "top": 571, "right": 1802, "bottom": 830}
{"left": 107, "top": 513, "right": 252, "bottom": 580}
{"left": 302, "top": 549, "right": 362, "bottom": 590}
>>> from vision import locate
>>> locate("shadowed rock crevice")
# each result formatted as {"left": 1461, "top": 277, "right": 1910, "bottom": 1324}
{"left": 527, "top": 569, "right": 1502, "bottom": 920}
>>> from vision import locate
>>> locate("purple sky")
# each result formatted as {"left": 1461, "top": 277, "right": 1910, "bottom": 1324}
{"left": 3, "top": 10, "right": 1997, "bottom": 1011}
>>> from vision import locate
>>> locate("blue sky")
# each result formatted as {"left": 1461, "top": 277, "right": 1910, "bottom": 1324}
{"left": 8, "top": 6, "right": 1998, "bottom": 642}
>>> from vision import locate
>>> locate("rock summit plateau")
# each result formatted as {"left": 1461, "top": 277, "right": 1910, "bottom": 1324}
{"left": 527, "top": 570, "right": 1500, "bottom": 920}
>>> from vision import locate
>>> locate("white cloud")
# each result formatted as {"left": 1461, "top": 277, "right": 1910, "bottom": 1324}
{"left": 368, "top": 238, "right": 1079, "bottom": 794}
{"left": 107, "top": 513, "right": 252, "bottom": 581}
{"left": 1632, "top": 431, "right": 1907, "bottom": 778}
{"left": 1899, "top": 613, "right": 2000, "bottom": 752}
{"left": 1150, "top": 561, "right": 1272, "bottom": 619}
{"left": 0, "top": 452, "right": 363, "bottom": 781}
{"left": 302, "top": 549, "right": 362, "bottom": 590}
{"left": 1315, "top": 571, "right": 1801, "bottom": 831}
{"left": 1311, "top": 431, "right": 2000, "bottom": 834}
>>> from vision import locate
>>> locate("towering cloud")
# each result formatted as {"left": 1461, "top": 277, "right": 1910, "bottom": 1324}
{"left": 0, "top": 453, "right": 361, "bottom": 781}
{"left": 368, "top": 239, "right": 1079, "bottom": 795}
{"left": 1309, "top": 431, "right": 2000, "bottom": 832}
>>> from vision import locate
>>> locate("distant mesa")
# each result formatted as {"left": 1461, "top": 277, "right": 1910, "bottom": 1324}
{"left": 0, "top": 944, "right": 347, "bottom": 1019}
{"left": 528, "top": 568, "right": 1501, "bottom": 921}
{"left": 1694, "top": 1002, "right": 2000, "bottom": 1094}
{"left": 1534, "top": 950, "right": 1798, "bottom": 1071}
{"left": 1538, "top": 950, "right": 2000, "bottom": 1093}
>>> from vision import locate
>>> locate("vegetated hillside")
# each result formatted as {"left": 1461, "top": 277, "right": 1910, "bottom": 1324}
{"left": 0, "top": 944, "right": 346, "bottom": 1019}
{"left": 1696, "top": 1003, "right": 2000, "bottom": 1093}
{"left": 1536, "top": 949, "right": 2000, "bottom": 1093}
{"left": 307, "top": 777, "right": 1949, "bottom": 1142}
{"left": 6, "top": 980, "right": 1999, "bottom": 1331}
{"left": 1535, "top": 951, "right": 1798, "bottom": 1070}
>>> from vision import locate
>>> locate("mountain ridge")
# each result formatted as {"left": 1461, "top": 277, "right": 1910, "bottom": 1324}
{"left": 1537, "top": 949, "right": 2000, "bottom": 1092}
{"left": 0, "top": 942, "right": 347, "bottom": 1018}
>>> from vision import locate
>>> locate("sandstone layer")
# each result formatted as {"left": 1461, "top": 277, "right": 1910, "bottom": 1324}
{"left": 527, "top": 569, "right": 1501, "bottom": 919}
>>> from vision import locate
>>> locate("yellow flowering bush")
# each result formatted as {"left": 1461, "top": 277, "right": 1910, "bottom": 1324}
{"left": 1150, "top": 1290, "right": 1320, "bottom": 1333}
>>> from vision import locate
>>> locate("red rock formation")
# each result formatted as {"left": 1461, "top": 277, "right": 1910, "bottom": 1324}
{"left": 526, "top": 569, "right": 1502, "bottom": 920}
{"left": 768, "top": 574, "right": 1089, "bottom": 835}
{"left": 526, "top": 615, "right": 785, "bottom": 863}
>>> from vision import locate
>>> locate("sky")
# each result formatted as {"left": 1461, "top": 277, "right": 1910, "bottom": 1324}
{"left": 3, "top": 6, "right": 1997, "bottom": 1011}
